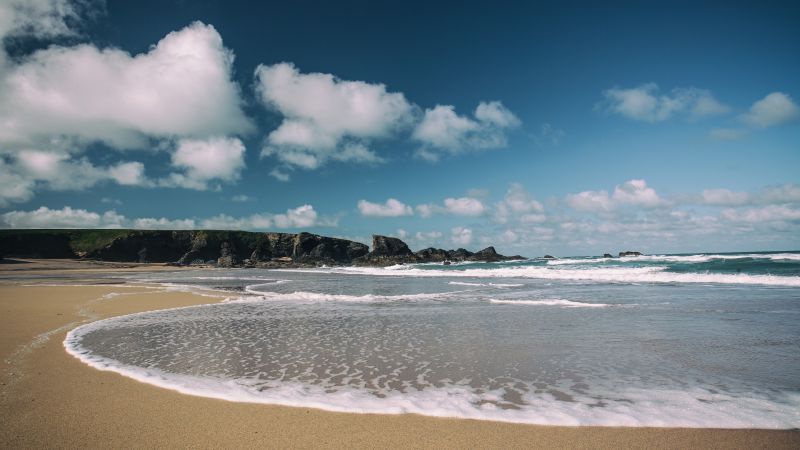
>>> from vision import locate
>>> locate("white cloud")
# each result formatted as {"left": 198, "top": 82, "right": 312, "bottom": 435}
{"left": 268, "top": 168, "right": 291, "bottom": 182}
{"left": 741, "top": 92, "right": 799, "bottom": 128}
{"left": 132, "top": 217, "right": 196, "bottom": 230}
{"left": 566, "top": 179, "right": 665, "bottom": 212}
{"left": 0, "top": 149, "right": 150, "bottom": 205}
{"left": 231, "top": 194, "right": 254, "bottom": 202}
{"left": 0, "top": 21, "right": 251, "bottom": 149}
{"left": 443, "top": 197, "right": 486, "bottom": 216}
{"left": 493, "top": 183, "right": 545, "bottom": 224}
{"left": 255, "top": 62, "right": 413, "bottom": 171}
{"left": 721, "top": 205, "right": 800, "bottom": 223}
{"left": 701, "top": 188, "right": 750, "bottom": 206}
{"left": 450, "top": 226, "right": 473, "bottom": 246}
{"left": 0, "top": 0, "right": 90, "bottom": 41}
{"left": 417, "top": 197, "right": 486, "bottom": 217}
{"left": 0, "top": 206, "right": 125, "bottom": 228}
{"left": 412, "top": 101, "right": 520, "bottom": 161}
{"left": 760, "top": 184, "right": 800, "bottom": 204}
{"left": 565, "top": 190, "right": 613, "bottom": 213}
{"left": 0, "top": 17, "right": 253, "bottom": 205}
{"left": 161, "top": 137, "right": 246, "bottom": 190}
{"left": 0, "top": 204, "right": 328, "bottom": 230}
{"left": 600, "top": 83, "right": 729, "bottom": 122}
{"left": 357, "top": 198, "right": 413, "bottom": 217}
{"left": 612, "top": 179, "right": 665, "bottom": 208}
{"left": 502, "top": 183, "right": 543, "bottom": 214}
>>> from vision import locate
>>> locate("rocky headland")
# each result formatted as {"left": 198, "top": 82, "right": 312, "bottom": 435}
{"left": 0, "top": 230, "right": 524, "bottom": 268}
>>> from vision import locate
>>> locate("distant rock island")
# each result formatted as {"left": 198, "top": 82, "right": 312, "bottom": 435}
{"left": 0, "top": 230, "right": 524, "bottom": 267}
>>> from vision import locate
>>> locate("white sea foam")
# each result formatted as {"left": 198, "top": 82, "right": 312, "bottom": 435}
{"left": 448, "top": 281, "right": 524, "bottom": 288}
{"left": 285, "top": 265, "right": 800, "bottom": 287}
{"left": 64, "top": 318, "right": 800, "bottom": 429}
{"left": 547, "top": 252, "right": 800, "bottom": 265}
{"left": 237, "top": 289, "right": 455, "bottom": 303}
{"left": 489, "top": 298, "right": 610, "bottom": 308}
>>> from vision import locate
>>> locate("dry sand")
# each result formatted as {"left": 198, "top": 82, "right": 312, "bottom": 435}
{"left": 1, "top": 260, "right": 798, "bottom": 449}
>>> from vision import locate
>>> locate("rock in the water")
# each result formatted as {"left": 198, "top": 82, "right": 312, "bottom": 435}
{"left": 543, "top": 254, "right": 556, "bottom": 259}
{"left": 370, "top": 235, "right": 413, "bottom": 257}
{"left": 603, "top": 253, "right": 613, "bottom": 258}
{"left": 619, "top": 251, "right": 642, "bottom": 257}
{"left": 472, "top": 246, "right": 503, "bottom": 262}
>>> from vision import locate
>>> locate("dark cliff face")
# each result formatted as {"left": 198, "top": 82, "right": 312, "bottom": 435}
{"left": 370, "top": 235, "right": 412, "bottom": 257}
{"left": 0, "top": 230, "right": 521, "bottom": 266}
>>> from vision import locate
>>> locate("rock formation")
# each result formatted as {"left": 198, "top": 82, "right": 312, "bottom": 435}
{"left": 619, "top": 251, "right": 642, "bottom": 257}
{"left": 0, "top": 230, "right": 523, "bottom": 267}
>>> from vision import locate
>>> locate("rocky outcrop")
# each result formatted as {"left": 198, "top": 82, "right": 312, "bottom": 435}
{"left": 619, "top": 251, "right": 642, "bottom": 257}
{"left": 603, "top": 253, "right": 613, "bottom": 258}
{"left": 355, "top": 235, "right": 524, "bottom": 265}
{"left": 370, "top": 235, "right": 412, "bottom": 258}
{"left": 543, "top": 255, "right": 556, "bottom": 259}
{"left": 0, "top": 230, "right": 523, "bottom": 267}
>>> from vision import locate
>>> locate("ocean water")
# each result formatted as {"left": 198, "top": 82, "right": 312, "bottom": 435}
{"left": 65, "top": 252, "right": 800, "bottom": 428}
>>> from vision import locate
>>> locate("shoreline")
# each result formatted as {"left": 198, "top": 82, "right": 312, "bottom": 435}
{"left": 1, "top": 263, "right": 798, "bottom": 448}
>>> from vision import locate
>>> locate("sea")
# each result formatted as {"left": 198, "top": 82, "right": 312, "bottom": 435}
{"left": 63, "top": 251, "right": 800, "bottom": 428}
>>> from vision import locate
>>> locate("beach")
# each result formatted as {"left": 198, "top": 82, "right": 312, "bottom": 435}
{"left": 0, "top": 259, "right": 796, "bottom": 449}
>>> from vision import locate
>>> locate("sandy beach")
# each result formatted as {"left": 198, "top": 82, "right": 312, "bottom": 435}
{"left": 1, "top": 260, "right": 797, "bottom": 449}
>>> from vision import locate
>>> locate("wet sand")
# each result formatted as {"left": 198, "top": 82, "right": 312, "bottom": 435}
{"left": 1, "top": 260, "right": 797, "bottom": 449}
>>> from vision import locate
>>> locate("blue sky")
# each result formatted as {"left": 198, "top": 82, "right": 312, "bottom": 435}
{"left": 0, "top": 0, "right": 798, "bottom": 255}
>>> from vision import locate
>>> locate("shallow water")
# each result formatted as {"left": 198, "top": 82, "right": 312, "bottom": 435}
{"left": 65, "top": 252, "right": 800, "bottom": 428}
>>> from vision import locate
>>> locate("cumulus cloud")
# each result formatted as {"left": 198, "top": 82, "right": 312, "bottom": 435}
{"left": 611, "top": 179, "right": 666, "bottom": 208}
{"left": 0, "top": 150, "right": 150, "bottom": 206}
{"left": 697, "top": 183, "right": 800, "bottom": 207}
{"left": 721, "top": 205, "right": 800, "bottom": 223}
{"left": 161, "top": 137, "right": 246, "bottom": 190}
{"left": 412, "top": 101, "right": 520, "bottom": 161}
{"left": 0, "top": 204, "right": 330, "bottom": 230}
{"left": 255, "top": 62, "right": 413, "bottom": 171}
{"left": 0, "top": 13, "right": 253, "bottom": 205}
{"left": 417, "top": 196, "right": 486, "bottom": 217}
{"left": 565, "top": 190, "right": 614, "bottom": 213}
{"left": 494, "top": 183, "right": 545, "bottom": 224}
{"left": 0, "top": 206, "right": 126, "bottom": 228}
{"left": 357, "top": 198, "right": 413, "bottom": 217}
{"left": 0, "top": 0, "right": 93, "bottom": 41}
{"left": 450, "top": 226, "right": 473, "bottom": 246}
{"left": 566, "top": 179, "right": 666, "bottom": 213}
{"left": 600, "top": 83, "right": 729, "bottom": 122}
{"left": 701, "top": 188, "right": 750, "bottom": 206}
{"left": 1, "top": 21, "right": 251, "bottom": 149}
{"left": 741, "top": 92, "right": 799, "bottom": 128}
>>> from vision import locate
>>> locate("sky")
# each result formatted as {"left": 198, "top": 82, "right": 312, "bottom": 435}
{"left": 0, "top": 0, "right": 798, "bottom": 256}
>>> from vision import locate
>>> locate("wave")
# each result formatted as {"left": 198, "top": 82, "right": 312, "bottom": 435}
{"left": 489, "top": 299, "right": 610, "bottom": 308}
{"left": 238, "top": 289, "right": 456, "bottom": 303}
{"left": 547, "top": 252, "right": 800, "bottom": 265}
{"left": 64, "top": 321, "right": 800, "bottom": 428}
{"left": 448, "top": 281, "right": 524, "bottom": 288}
{"left": 289, "top": 266, "right": 800, "bottom": 287}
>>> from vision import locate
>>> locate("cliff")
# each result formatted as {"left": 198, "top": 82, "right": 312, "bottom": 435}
{"left": 0, "top": 230, "right": 523, "bottom": 267}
